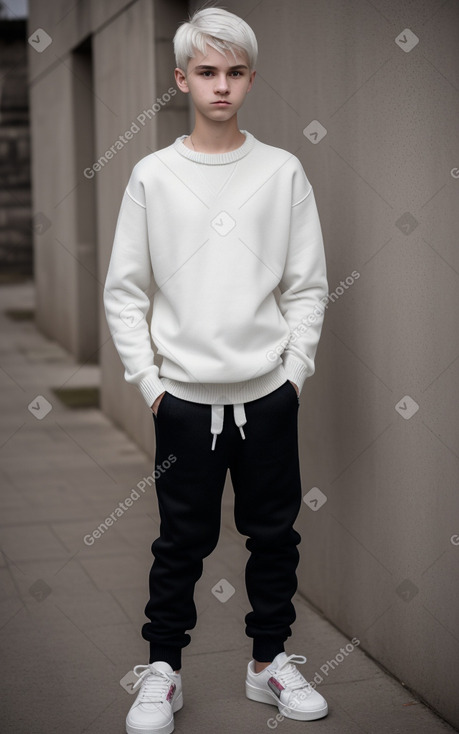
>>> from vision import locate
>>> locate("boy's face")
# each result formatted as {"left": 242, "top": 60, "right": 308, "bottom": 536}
{"left": 174, "top": 44, "right": 256, "bottom": 123}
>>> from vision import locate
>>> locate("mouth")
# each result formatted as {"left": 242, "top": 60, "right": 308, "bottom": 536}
{"left": 212, "top": 101, "right": 231, "bottom": 105}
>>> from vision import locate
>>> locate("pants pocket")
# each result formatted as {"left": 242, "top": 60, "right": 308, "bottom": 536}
{"left": 153, "top": 391, "right": 169, "bottom": 420}
{"left": 285, "top": 380, "right": 300, "bottom": 406}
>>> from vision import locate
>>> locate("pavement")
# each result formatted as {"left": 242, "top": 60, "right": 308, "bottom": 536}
{"left": 0, "top": 279, "right": 457, "bottom": 734}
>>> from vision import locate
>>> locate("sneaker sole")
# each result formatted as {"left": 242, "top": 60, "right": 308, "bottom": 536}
{"left": 246, "top": 682, "right": 328, "bottom": 721}
{"left": 126, "top": 691, "right": 183, "bottom": 734}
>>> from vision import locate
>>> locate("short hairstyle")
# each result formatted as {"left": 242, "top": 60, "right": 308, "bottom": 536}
{"left": 173, "top": 6, "right": 258, "bottom": 73}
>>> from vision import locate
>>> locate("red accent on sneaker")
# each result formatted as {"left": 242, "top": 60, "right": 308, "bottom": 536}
{"left": 268, "top": 676, "right": 284, "bottom": 698}
{"left": 166, "top": 683, "right": 176, "bottom": 702}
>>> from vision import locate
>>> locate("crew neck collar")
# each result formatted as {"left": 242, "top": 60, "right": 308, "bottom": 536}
{"left": 173, "top": 130, "right": 255, "bottom": 165}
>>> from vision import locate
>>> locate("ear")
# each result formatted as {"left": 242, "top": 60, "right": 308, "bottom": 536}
{"left": 246, "top": 70, "right": 256, "bottom": 93}
{"left": 174, "top": 67, "right": 189, "bottom": 94}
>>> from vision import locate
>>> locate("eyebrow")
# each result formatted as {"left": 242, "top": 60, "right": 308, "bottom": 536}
{"left": 193, "top": 64, "right": 248, "bottom": 71}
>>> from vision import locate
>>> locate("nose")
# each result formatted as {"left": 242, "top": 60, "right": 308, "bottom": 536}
{"left": 214, "top": 73, "right": 229, "bottom": 94}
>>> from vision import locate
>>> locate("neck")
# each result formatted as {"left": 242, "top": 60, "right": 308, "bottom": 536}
{"left": 187, "top": 115, "right": 245, "bottom": 153}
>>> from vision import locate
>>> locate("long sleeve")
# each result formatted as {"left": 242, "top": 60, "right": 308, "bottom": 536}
{"left": 278, "top": 177, "right": 328, "bottom": 394}
{"left": 103, "top": 186, "right": 165, "bottom": 408}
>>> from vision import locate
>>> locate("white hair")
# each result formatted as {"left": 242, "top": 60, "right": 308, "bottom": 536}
{"left": 173, "top": 6, "right": 258, "bottom": 73}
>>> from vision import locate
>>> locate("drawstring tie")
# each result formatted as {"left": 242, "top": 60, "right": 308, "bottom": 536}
{"left": 211, "top": 403, "right": 247, "bottom": 451}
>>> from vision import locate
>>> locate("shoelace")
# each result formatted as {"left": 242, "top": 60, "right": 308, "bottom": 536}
{"left": 131, "top": 664, "right": 175, "bottom": 704}
{"left": 272, "top": 654, "right": 312, "bottom": 691}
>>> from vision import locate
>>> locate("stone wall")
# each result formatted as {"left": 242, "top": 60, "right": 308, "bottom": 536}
{"left": 0, "top": 19, "right": 32, "bottom": 277}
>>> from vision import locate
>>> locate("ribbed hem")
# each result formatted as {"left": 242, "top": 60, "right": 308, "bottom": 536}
{"left": 252, "top": 637, "right": 286, "bottom": 663}
{"left": 149, "top": 644, "right": 182, "bottom": 672}
{"left": 172, "top": 130, "right": 255, "bottom": 165}
{"left": 160, "top": 364, "right": 288, "bottom": 405}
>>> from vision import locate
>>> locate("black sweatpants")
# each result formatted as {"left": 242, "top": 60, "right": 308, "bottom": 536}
{"left": 141, "top": 380, "right": 303, "bottom": 671}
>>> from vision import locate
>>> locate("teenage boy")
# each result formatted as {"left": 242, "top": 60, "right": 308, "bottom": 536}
{"left": 104, "top": 6, "right": 329, "bottom": 734}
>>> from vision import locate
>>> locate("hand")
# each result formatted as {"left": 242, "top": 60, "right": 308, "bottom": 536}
{"left": 151, "top": 391, "right": 166, "bottom": 416}
{"left": 289, "top": 380, "right": 299, "bottom": 398}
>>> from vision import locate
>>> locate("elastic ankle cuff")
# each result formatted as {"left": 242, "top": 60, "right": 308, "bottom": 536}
{"left": 252, "top": 637, "right": 285, "bottom": 663}
{"left": 149, "top": 644, "right": 182, "bottom": 671}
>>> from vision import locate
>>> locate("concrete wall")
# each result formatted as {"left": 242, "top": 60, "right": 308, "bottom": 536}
{"left": 213, "top": 0, "right": 459, "bottom": 726}
{"left": 28, "top": 0, "right": 188, "bottom": 416}
{"left": 93, "top": 0, "right": 188, "bottom": 445}
{"left": 28, "top": 0, "right": 459, "bottom": 727}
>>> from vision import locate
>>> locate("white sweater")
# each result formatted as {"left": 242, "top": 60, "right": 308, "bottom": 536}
{"left": 104, "top": 130, "right": 328, "bottom": 448}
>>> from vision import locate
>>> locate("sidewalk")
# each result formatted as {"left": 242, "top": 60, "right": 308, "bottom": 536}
{"left": 0, "top": 280, "right": 456, "bottom": 734}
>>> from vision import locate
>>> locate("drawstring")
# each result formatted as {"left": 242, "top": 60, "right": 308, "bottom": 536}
{"left": 211, "top": 403, "right": 247, "bottom": 451}
{"left": 211, "top": 405, "right": 224, "bottom": 451}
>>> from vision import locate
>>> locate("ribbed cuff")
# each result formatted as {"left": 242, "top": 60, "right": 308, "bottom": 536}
{"left": 281, "top": 353, "right": 310, "bottom": 394}
{"left": 138, "top": 373, "right": 168, "bottom": 409}
{"left": 252, "top": 637, "right": 286, "bottom": 663}
{"left": 149, "top": 644, "right": 182, "bottom": 672}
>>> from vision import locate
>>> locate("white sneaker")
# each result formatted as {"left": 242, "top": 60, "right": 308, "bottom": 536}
{"left": 125, "top": 661, "right": 183, "bottom": 734}
{"left": 246, "top": 651, "right": 328, "bottom": 720}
